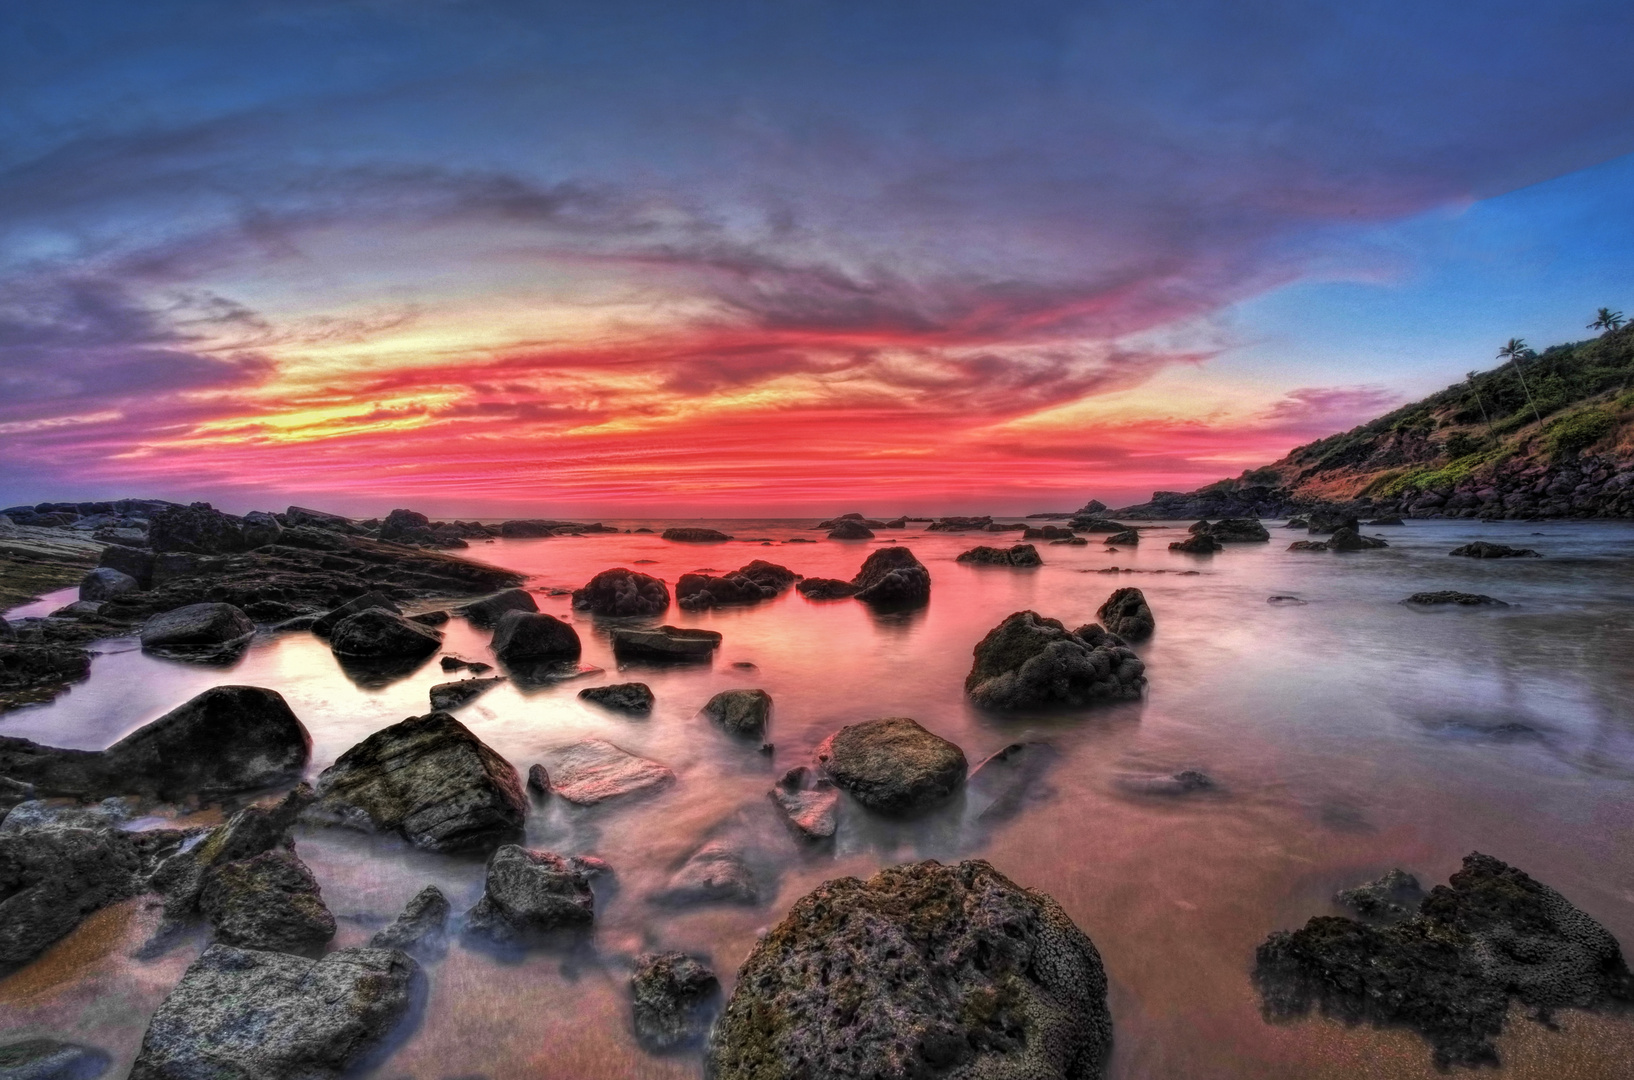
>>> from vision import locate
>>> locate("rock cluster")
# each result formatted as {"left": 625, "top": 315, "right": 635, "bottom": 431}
{"left": 1189, "top": 517, "right": 1271, "bottom": 542}
{"left": 572, "top": 569, "right": 671, "bottom": 616}
{"left": 964, "top": 611, "right": 1146, "bottom": 708}
{"left": 676, "top": 560, "right": 798, "bottom": 609}
{"left": 1168, "top": 533, "right": 1222, "bottom": 553}
{"left": 1449, "top": 541, "right": 1542, "bottom": 558}
{"left": 956, "top": 543, "right": 1043, "bottom": 567}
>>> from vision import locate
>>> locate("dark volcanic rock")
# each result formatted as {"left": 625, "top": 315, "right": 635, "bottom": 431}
{"left": 827, "top": 520, "right": 876, "bottom": 540}
{"left": 490, "top": 610, "right": 581, "bottom": 664}
{"left": 769, "top": 766, "right": 839, "bottom": 839}
{"left": 964, "top": 610, "right": 1146, "bottom": 708}
{"left": 128, "top": 945, "right": 416, "bottom": 1080}
{"left": 459, "top": 588, "right": 539, "bottom": 627}
{"left": 662, "top": 528, "right": 732, "bottom": 543}
{"left": 369, "top": 884, "right": 450, "bottom": 956}
{"left": 1168, "top": 533, "right": 1222, "bottom": 554}
{"left": 540, "top": 738, "right": 674, "bottom": 805}
{"left": 1191, "top": 517, "right": 1271, "bottom": 542}
{"left": 795, "top": 577, "right": 859, "bottom": 600}
{"left": 199, "top": 848, "right": 336, "bottom": 954}
{"left": 428, "top": 676, "right": 504, "bottom": 711}
{"left": 1403, "top": 591, "right": 1508, "bottom": 607}
{"left": 700, "top": 689, "right": 772, "bottom": 738}
{"left": 1335, "top": 868, "right": 1427, "bottom": 924}
{"left": 307, "top": 712, "right": 526, "bottom": 853}
{"left": 464, "top": 844, "right": 596, "bottom": 941}
{"left": 578, "top": 682, "right": 655, "bottom": 715}
{"left": 310, "top": 591, "right": 400, "bottom": 637}
{"left": 1097, "top": 587, "right": 1154, "bottom": 641}
{"left": 79, "top": 566, "right": 138, "bottom": 603}
{"left": 706, "top": 859, "right": 1111, "bottom": 1080}
{"left": 610, "top": 625, "right": 721, "bottom": 662}
{"left": 0, "top": 1038, "right": 111, "bottom": 1080}
{"left": 815, "top": 717, "right": 967, "bottom": 814}
{"left": 328, "top": 608, "right": 442, "bottom": 659}
{"left": 147, "top": 503, "right": 247, "bottom": 555}
{"left": 1449, "top": 541, "right": 1542, "bottom": 559}
{"left": 140, "top": 602, "right": 255, "bottom": 661}
{"left": 1255, "top": 852, "right": 1634, "bottom": 1067}
{"left": 956, "top": 544, "right": 1043, "bottom": 567}
{"left": 676, "top": 571, "right": 774, "bottom": 610}
{"left": 0, "top": 826, "right": 144, "bottom": 969}
{"left": 851, "top": 546, "right": 931, "bottom": 607}
{"left": 573, "top": 569, "right": 670, "bottom": 617}
{"left": 632, "top": 951, "right": 719, "bottom": 1051}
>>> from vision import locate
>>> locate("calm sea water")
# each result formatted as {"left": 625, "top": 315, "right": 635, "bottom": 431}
{"left": 4, "top": 518, "right": 1634, "bottom": 1078}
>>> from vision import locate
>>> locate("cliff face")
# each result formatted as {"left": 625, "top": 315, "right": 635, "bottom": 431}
{"left": 1116, "top": 325, "right": 1634, "bottom": 520}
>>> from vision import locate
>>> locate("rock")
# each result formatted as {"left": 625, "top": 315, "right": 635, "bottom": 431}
{"left": 956, "top": 544, "right": 1043, "bottom": 567}
{"left": 827, "top": 520, "right": 875, "bottom": 540}
{"left": 1052, "top": 536, "right": 1090, "bottom": 546}
{"left": 0, "top": 796, "right": 136, "bottom": 833}
{"left": 964, "top": 610, "right": 1146, "bottom": 708}
{"left": 1068, "top": 516, "right": 1129, "bottom": 533}
{"left": 0, "top": 643, "right": 91, "bottom": 711}
{"left": 735, "top": 560, "right": 798, "bottom": 591}
{"left": 1285, "top": 517, "right": 1310, "bottom": 529}
{"left": 1334, "top": 868, "right": 1426, "bottom": 924}
{"left": 653, "top": 841, "right": 758, "bottom": 906}
{"left": 1449, "top": 541, "right": 1542, "bottom": 558}
{"left": 769, "top": 766, "right": 839, "bottom": 839}
{"left": 429, "top": 676, "right": 504, "bottom": 711}
{"left": 1115, "top": 769, "right": 1215, "bottom": 796}
{"left": 377, "top": 508, "right": 431, "bottom": 541}
{"left": 1078, "top": 499, "right": 1108, "bottom": 515}
{"left": 578, "top": 682, "right": 655, "bottom": 715}
{"left": 706, "top": 859, "right": 1111, "bottom": 1080}
{"left": 610, "top": 624, "right": 721, "bottom": 662}
{"left": 1287, "top": 540, "right": 1330, "bottom": 552}
{"left": 199, "top": 849, "right": 336, "bottom": 953}
{"left": 409, "top": 609, "right": 449, "bottom": 626}
{"left": 676, "top": 571, "right": 775, "bottom": 610}
{"left": 794, "top": 577, "right": 858, "bottom": 599}
{"left": 1326, "top": 527, "right": 1388, "bottom": 551}
{"left": 1105, "top": 529, "right": 1140, "bottom": 545}
{"left": 79, "top": 567, "right": 138, "bottom": 603}
{"left": 851, "top": 546, "right": 931, "bottom": 607}
{"left": 1403, "top": 591, "right": 1508, "bottom": 606}
{"left": 539, "top": 738, "right": 674, "bottom": 805}
{"left": 526, "top": 764, "right": 550, "bottom": 794}
{"left": 0, "top": 826, "right": 145, "bottom": 969}
{"left": 128, "top": 945, "right": 416, "bottom": 1080}
{"left": 0, "top": 1038, "right": 111, "bottom": 1080}
{"left": 1022, "top": 525, "right": 1076, "bottom": 541}
{"left": 307, "top": 712, "right": 526, "bottom": 853}
{"left": 369, "top": 884, "right": 450, "bottom": 956}
{"left": 700, "top": 689, "right": 772, "bottom": 738}
{"left": 817, "top": 513, "right": 886, "bottom": 529}
{"left": 1168, "top": 533, "right": 1222, "bottom": 553}
{"left": 1097, "top": 587, "right": 1154, "bottom": 641}
{"left": 573, "top": 569, "right": 670, "bottom": 616}
{"left": 284, "top": 505, "right": 358, "bottom": 532}
{"left": 463, "top": 845, "right": 596, "bottom": 941}
{"left": 662, "top": 528, "right": 732, "bottom": 543}
{"left": 329, "top": 608, "right": 443, "bottom": 659}
{"left": 1267, "top": 595, "right": 1308, "bottom": 604}
{"left": 310, "top": 591, "right": 400, "bottom": 637}
{"left": 1368, "top": 515, "right": 1405, "bottom": 526}
{"left": 0, "top": 617, "right": 13, "bottom": 643}
{"left": 240, "top": 510, "right": 284, "bottom": 548}
{"left": 1256, "top": 853, "right": 1634, "bottom": 1068}
{"left": 139, "top": 602, "right": 255, "bottom": 661}
{"left": 815, "top": 717, "right": 966, "bottom": 814}
{"left": 458, "top": 588, "right": 540, "bottom": 626}
{"left": 490, "top": 610, "right": 581, "bottom": 665}
{"left": 48, "top": 600, "right": 104, "bottom": 619}
{"left": 1305, "top": 510, "right": 1360, "bottom": 534}
{"left": 147, "top": 504, "right": 246, "bottom": 555}
{"left": 963, "top": 742, "right": 1059, "bottom": 824}
{"left": 631, "top": 952, "right": 720, "bottom": 1051}
{"left": 0, "top": 777, "right": 33, "bottom": 817}
{"left": 1191, "top": 517, "right": 1270, "bottom": 542}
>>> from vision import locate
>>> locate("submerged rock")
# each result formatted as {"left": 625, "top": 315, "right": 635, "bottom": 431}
{"left": 490, "top": 610, "right": 581, "bottom": 664}
{"left": 1402, "top": 591, "right": 1508, "bottom": 607}
{"left": 129, "top": 945, "right": 416, "bottom": 1080}
{"left": 428, "top": 676, "right": 504, "bottom": 711}
{"left": 700, "top": 689, "right": 772, "bottom": 738}
{"left": 964, "top": 610, "right": 1145, "bottom": 709}
{"left": 459, "top": 588, "right": 539, "bottom": 627}
{"left": 1449, "top": 541, "right": 1542, "bottom": 559}
{"left": 1114, "top": 769, "right": 1215, "bottom": 797}
{"left": 956, "top": 544, "right": 1043, "bottom": 567}
{"left": 573, "top": 569, "right": 670, "bottom": 617}
{"left": 540, "top": 738, "right": 674, "bottom": 806}
{"left": 706, "top": 859, "right": 1111, "bottom": 1080}
{"left": 1255, "top": 852, "right": 1634, "bottom": 1067}
{"left": 610, "top": 625, "right": 721, "bottom": 662}
{"left": 0, "top": 1038, "right": 111, "bottom": 1080}
{"left": 1097, "top": 587, "right": 1154, "bottom": 641}
{"left": 851, "top": 546, "right": 931, "bottom": 607}
{"left": 198, "top": 848, "right": 336, "bottom": 954}
{"left": 464, "top": 845, "right": 596, "bottom": 941}
{"left": 1334, "top": 868, "right": 1427, "bottom": 924}
{"left": 139, "top": 603, "right": 256, "bottom": 662}
{"left": 328, "top": 608, "right": 442, "bottom": 660}
{"left": 578, "top": 682, "right": 655, "bottom": 715}
{"left": 653, "top": 841, "right": 759, "bottom": 906}
{"left": 964, "top": 742, "right": 1059, "bottom": 824}
{"left": 768, "top": 766, "right": 839, "bottom": 840}
{"left": 631, "top": 952, "right": 719, "bottom": 1051}
{"left": 815, "top": 717, "right": 966, "bottom": 814}
{"left": 306, "top": 712, "right": 526, "bottom": 853}
{"left": 369, "top": 884, "right": 450, "bottom": 956}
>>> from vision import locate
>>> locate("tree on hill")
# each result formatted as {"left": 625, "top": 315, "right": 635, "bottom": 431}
{"left": 1465, "top": 371, "right": 1492, "bottom": 432}
{"left": 1589, "top": 307, "right": 1625, "bottom": 333}
{"left": 1497, "top": 337, "right": 1543, "bottom": 427}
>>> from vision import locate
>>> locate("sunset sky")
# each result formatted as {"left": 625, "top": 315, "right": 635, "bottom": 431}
{"left": 4, "top": 1, "right": 1634, "bottom": 516}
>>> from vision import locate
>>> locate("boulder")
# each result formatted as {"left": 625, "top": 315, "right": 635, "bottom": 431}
{"left": 1022, "top": 525, "right": 1076, "bottom": 541}
{"left": 1305, "top": 510, "right": 1360, "bottom": 534}
{"left": 956, "top": 544, "right": 1042, "bottom": 567}
{"left": 459, "top": 588, "right": 539, "bottom": 627}
{"left": 1, "top": 796, "right": 136, "bottom": 833}
{"left": 700, "top": 689, "right": 772, "bottom": 738}
{"left": 573, "top": 569, "right": 670, "bottom": 617}
{"left": 610, "top": 625, "right": 721, "bottom": 662}
{"left": 198, "top": 849, "right": 336, "bottom": 954}
{"left": 428, "top": 676, "right": 504, "bottom": 711}
{"left": 676, "top": 571, "right": 774, "bottom": 610}
{"left": 1255, "top": 853, "right": 1634, "bottom": 1068}
{"left": 147, "top": 504, "right": 246, "bottom": 555}
{"left": 464, "top": 845, "right": 596, "bottom": 941}
{"left": 306, "top": 712, "right": 526, "bottom": 853}
{"left": 1069, "top": 516, "right": 1128, "bottom": 533}
{"left": 1449, "top": 541, "right": 1542, "bottom": 558}
{"left": 827, "top": 520, "right": 875, "bottom": 540}
{"left": 328, "top": 608, "right": 442, "bottom": 660}
{"left": 851, "top": 546, "right": 931, "bottom": 607}
{"left": 283, "top": 505, "right": 357, "bottom": 532}
{"left": 240, "top": 510, "right": 284, "bottom": 548}
{"left": 768, "top": 766, "right": 839, "bottom": 839}
{"left": 578, "top": 682, "right": 655, "bottom": 715}
{"left": 1168, "top": 533, "right": 1221, "bottom": 553}
{"left": 1097, "top": 587, "right": 1154, "bottom": 641}
{"left": 128, "top": 945, "right": 416, "bottom": 1080}
{"left": 1402, "top": 591, "right": 1508, "bottom": 607}
{"left": 310, "top": 591, "right": 400, "bottom": 637}
{"left": 662, "top": 528, "right": 732, "bottom": 542}
{"left": 631, "top": 952, "right": 719, "bottom": 1051}
{"left": 369, "top": 884, "right": 450, "bottom": 956}
{"left": 0, "top": 826, "right": 144, "bottom": 969}
{"left": 1191, "top": 517, "right": 1271, "bottom": 542}
{"left": 0, "top": 1039, "right": 111, "bottom": 1080}
{"left": 964, "top": 610, "right": 1146, "bottom": 708}
{"left": 0, "top": 643, "right": 91, "bottom": 710}
{"left": 1326, "top": 527, "right": 1388, "bottom": 551}
{"left": 735, "top": 560, "right": 799, "bottom": 591}
{"left": 1287, "top": 539, "right": 1330, "bottom": 552}
{"left": 140, "top": 603, "right": 255, "bottom": 661}
{"left": 377, "top": 508, "right": 430, "bottom": 541}
{"left": 653, "top": 841, "right": 758, "bottom": 906}
{"left": 527, "top": 764, "right": 550, "bottom": 794}
{"left": 706, "top": 859, "right": 1111, "bottom": 1080}
{"left": 815, "top": 717, "right": 966, "bottom": 814}
{"left": 1105, "top": 529, "right": 1140, "bottom": 545}
{"left": 795, "top": 577, "right": 859, "bottom": 599}
{"left": 79, "top": 566, "right": 138, "bottom": 603}
{"left": 539, "top": 738, "right": 674, "bottom": 805}
{"left": 490, "top": 611, "right": 581, "bottom": 664}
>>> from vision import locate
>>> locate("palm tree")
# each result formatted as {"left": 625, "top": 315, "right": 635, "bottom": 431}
{"left": 1589, "top": 307, "right": 1625, "bottom": 333}
{"left": 1497, "top": 338, "right": 1543, "bottom": 427}
{"left": 1466, "top": 371, "right": 1492, "bottom": 432}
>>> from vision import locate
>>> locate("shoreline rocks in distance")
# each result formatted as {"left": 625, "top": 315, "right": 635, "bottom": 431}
{"left": 1449, "top": 541, "right": 1542, "bottom": 558}
{"left": 956, "top": 543, "right": 1043, "bottom": 567}
{"left": 662, "top": 527, "right": 733, "bottom": 543}
{"left": 1402, "top": 591, "right": 1509, "bottom": 607}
